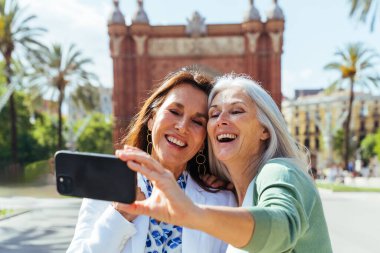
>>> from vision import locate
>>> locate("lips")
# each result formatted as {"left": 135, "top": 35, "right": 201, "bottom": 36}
{"left": 165, "top": 135, "right": 187, "bottom": 147}
{"left": 216, "top": 133, "right": 237, "bottom": 143}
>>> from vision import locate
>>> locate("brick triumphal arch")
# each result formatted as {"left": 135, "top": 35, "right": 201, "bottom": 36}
{"left": 108, "top": 0, "right": 285, "bottom": 146}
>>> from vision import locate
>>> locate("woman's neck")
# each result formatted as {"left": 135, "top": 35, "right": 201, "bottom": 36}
{"left": 152, "top": 153, "right": 186, "bottom": 179}
{"left": 165, "top": 163, "right": 186, "bottom": 179}
{"left": 227, "top": 158, "right": 260, "bottom": 206}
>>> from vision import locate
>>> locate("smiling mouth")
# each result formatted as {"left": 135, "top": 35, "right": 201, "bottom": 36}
{"left": 217, "top": 133, "right": 237, "bottom": 143}
{"left": 166, "top": 135, "right": 187, "bottom": 147}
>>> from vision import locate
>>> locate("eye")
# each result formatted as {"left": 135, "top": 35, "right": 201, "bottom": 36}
{"left": 231, "top": 110, "right": 243, "bottom": 114}
{"left": 192, "top": 119, "right": 204, "bottom": 126}
{"left": 209, "top": 111, "right": 220, "bottom": 118}
{"left": 169, "top": 109, "right": 180, "bottom": 115}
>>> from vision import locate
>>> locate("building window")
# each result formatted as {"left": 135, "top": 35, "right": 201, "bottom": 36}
{"left": 315, "top": 138, "right": 320, "bottom": 150}
{"left": 304, "top": 138, "right": 310, "bottom": 148}
{"left": 360, "top": 120, "right": 366, "bottom": 132}
{"left": 295, "top": 126, "right": 299, "bottom": 135}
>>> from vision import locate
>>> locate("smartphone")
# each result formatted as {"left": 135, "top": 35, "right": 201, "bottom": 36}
{"left": 54, "top": 150, "right": 136, "bottom": 203}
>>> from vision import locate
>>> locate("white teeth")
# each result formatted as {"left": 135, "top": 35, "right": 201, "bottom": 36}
{"left": 217, "top": 133, "right": 237, "bottom": 141}
{"left": 167, "top": 136, "right": 186, "bottom": 147}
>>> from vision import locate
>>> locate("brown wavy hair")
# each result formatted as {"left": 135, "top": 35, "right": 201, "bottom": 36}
{"left": 122, "top": 68, "right": 215, "bottom": 190}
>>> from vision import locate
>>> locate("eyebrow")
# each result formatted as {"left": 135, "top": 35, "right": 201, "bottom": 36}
{"left": 209, "top": 101, "right": 247, "bottom": 108}
{"left": 173, "top": 102, "right": 208, "bottom": 119}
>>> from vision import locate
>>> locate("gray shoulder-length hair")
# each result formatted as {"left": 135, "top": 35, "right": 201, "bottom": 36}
{"left": 207, "top": 73, "right": 310, "bottom": 181}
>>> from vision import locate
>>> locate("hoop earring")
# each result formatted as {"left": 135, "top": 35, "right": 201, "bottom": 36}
{"left": 146, "top": 130, "right": 152, "bottom": 155}
{"left": 196, "top": 149, "right": 206, "bottom": 176}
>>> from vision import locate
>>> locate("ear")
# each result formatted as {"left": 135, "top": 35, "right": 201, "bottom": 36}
{"left": 260, "top": 127, "right": 270, "bottom": 141}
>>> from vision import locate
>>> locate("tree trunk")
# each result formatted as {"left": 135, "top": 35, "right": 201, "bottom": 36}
{"left": 5, "top": 55, "right": 18, "bottom": 165}
{"left": 58, "top": 88, "right": 64, "bottom": 150}
{"left": 344, "top": 78, "right": 355, "bottom": 171}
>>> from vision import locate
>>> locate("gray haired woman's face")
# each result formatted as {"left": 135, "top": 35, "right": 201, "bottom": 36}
{"left": 207, "top": 87, "right": 269, "bottom": 166}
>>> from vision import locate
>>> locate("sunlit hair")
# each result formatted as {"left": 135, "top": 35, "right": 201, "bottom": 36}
{"left": 122, "top": 68, "right": 214, "bottom": 189}
{"left": 207, "top": 73, "right": 310, "bottom": 181}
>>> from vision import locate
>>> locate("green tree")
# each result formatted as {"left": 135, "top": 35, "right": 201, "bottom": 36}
{"left": 71, "top": 84, "right": 100, "bottom": 112}
{"left": 374, "top": 129, "right": 380, "bottom": 158}
{"left": 325, "top": 42, "right": 380, "bottom": 169}
{"left": 332, "top": 129, "right": 356, "bottom": 162}
{"left": 348, "top": 0, "right": 379, "bottom": 31}
{"left": 0, "top": 0, "right": 45, "bottom": 164}
{"left": 30, "top": 112, "right": 57, "bottom": 158}
{"left": 360, "top": 133, "right": 377, "bottom": 163}
{"left": 28, "top": 43, "right": 97, "bottom": 149}
{"left": 0, "top": 91, "right": 52, "bottom": 178}
{"left": 76, "top": 113, "right": 113, "bottom": 154}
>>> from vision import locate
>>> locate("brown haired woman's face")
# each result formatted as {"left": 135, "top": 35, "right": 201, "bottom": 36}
{"left": 148, "top": 83, "right": 208, "bottom": 172}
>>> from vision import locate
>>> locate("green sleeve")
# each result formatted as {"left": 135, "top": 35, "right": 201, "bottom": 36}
{"left": 241, "top": 161, "right": 314, "bottom": 252}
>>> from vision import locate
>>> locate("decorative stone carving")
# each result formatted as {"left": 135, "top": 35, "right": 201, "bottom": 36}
{"left": 246, "top": 33, "right": 260, "bottom": 53}
{"left": 108, "top": 0, "right": 125, "bottom": 25}
{"left": 132, "top": 0, "right": 149, "bottom": 24}
{"left": 267, "top": 0, "right": 285, "bottom": 20}
{"left": 148, "top": 36, "right": 244, "bottom": 57}
{"left": 269, "top": 32, "right": 282, "bottom": 53}
{"left": 186, "top": 11, "right": 207, "bottom": 37}
{"left": 110, "top": 35, "right": 124, "bottom": 57}
{"left": 133, "top": 35, "right": 147, "bottom": 55}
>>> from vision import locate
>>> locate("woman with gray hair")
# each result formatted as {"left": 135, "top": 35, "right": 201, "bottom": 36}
{"left": 116, "top": 74, "right": 332, "bottom": 253}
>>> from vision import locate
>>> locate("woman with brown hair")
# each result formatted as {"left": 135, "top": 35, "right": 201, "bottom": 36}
{"left": 67, "top": 69, "right": 236, "bottom": 253}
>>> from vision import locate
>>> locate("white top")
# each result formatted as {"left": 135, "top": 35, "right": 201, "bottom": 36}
{"left": 67, "top": 173, "right": 237, "bottom": 253}
{"left": 226, "top": 179, "right": 255, "bottom": 253}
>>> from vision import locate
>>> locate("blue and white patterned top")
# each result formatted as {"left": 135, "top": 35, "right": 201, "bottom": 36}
{"left": 143, "top": 172, "right": 188, "bottom": 253}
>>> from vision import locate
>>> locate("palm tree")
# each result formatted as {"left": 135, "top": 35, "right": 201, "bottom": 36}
{"left": 324, "top": 42, "right": 380, "bottom": 170}
{"left": 348, "top": 0, "right": 379, "bottom": 31}
{"left": 28, "top": 43, "right": 97, "bottom": 149}
{"left": 0, "top": 0, "right": 45, "bottom": 164}
{"left": 71, "top": 84, "right": 100, "bottom": 112}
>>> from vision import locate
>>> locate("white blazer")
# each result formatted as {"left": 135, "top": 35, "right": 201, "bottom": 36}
{"left": 67, "top": 174, "right": 237, "bottom": 253}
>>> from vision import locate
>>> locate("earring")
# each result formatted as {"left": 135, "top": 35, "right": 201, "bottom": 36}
{"left": 146, "top": 130, "right": 152, "bottom": 155}
{"left": 196, "top": 149, "right": 206, "bottom": 176}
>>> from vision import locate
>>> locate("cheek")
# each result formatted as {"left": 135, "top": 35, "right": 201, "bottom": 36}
{"left": 192, "top": 127, "right": 207, "bottom": 147}
{"left": 207, "top": 120, "right": 215, "bottom": 134}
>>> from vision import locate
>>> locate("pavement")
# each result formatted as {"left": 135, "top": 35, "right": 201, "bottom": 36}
{"left": 0, "top": 197, "right": 82, "bottom": 253}
{"left": 319, "top": 189, "right": 380, "bottom": 253}
{"left": 0, "top": 187, "right": 379, "bottom": 253}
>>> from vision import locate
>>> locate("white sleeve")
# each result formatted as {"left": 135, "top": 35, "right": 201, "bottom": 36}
{"left": 67, "top": 199, "right": 137, "bottom": 253}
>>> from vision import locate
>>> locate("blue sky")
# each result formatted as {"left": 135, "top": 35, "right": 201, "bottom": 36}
{"left": 18, "top": 0, "right": 380, "bottom": 98}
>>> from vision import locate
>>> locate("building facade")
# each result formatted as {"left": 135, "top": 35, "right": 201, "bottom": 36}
{"left": 282, "top": 90, "right": 380, "bottom": 168}
{"left": 108, "top": 0, "right": 286, "bottom": 147}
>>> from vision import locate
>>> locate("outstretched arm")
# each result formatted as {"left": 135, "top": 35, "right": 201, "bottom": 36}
{"left": 115, "top": 146, "right": 254, "bottom": 248}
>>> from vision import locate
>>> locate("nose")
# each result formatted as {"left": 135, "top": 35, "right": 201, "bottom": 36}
{"left": 175, "top": 118, "right": 189, "bottom": 134}
{"left": 216, "top": 111, "right": 229, "bottom": 126}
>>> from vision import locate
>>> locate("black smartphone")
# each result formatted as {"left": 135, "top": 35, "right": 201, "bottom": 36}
{"left": 54, "top": 150, "right": 136, "bottom": 203}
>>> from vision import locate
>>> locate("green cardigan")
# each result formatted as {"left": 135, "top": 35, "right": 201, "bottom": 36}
{"left": 241, "top": 158, "right": 332, "bottom": 253}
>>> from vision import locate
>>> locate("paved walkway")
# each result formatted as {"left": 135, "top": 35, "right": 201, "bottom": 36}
{"left": 319, "top": 190, "right": 380, "bottom": 253}
{"left": 0, "top": 189, "right": 379, "bottom": 252}
{"left": 0, "top": 197, "right": 81, "bottom": 253}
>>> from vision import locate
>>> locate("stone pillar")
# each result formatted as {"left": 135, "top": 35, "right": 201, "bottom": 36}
{"left": 242, "top": 21, "right": 263, "bottom": 79}
{"left": 131, "top": 23, "right": 151, "bottom": 107}
{"left": 108, "top": 23, "right": 134, "bottom": 148}
{"left": 266, "top": 19, "right": 284, "bottom": 109}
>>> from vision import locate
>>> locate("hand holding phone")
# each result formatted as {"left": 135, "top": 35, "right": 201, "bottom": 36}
{"left": 54, "top": 150, "right": 136, "bottom": 203}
